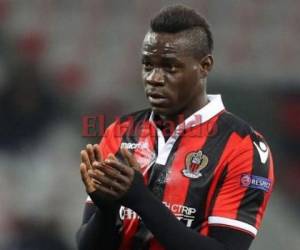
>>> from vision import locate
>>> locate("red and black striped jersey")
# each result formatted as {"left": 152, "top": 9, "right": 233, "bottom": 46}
{"left": 86, "top": 95, "right": 274, "bottom": 250}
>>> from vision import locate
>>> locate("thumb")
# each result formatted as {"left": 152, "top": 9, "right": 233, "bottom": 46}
{"left": 108, "top": 153, "right": 117, "bottom": 161}
{"left": 93, "top": 144, "right": 102, "bottom": 162}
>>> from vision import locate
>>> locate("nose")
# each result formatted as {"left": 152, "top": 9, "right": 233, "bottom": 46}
{"left": 145, "top": 68, "right": 164, "bottom": 86}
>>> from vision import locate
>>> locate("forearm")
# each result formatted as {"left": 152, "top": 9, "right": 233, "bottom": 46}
{"left": 126, "top": 185, "right": 226, "bottom": 250}
{"left": 77, "top": 208, "right": 120, "bottom": 250}
{"left": 77, "top": 192, "right": 121, "bottom": 250}
{"left": 134, "top": 197, "right": 254, "bottom": 250}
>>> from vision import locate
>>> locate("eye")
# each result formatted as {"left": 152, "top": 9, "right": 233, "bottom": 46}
{"left": 164, "top": 64, "right": 177, "bottom": 73}
{"left": 142, "top": 61, "right": 154, "bottom": 71}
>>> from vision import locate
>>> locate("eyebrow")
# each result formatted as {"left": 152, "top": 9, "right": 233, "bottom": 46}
{"left": 143, "top": 45, "right": 177, "bottom": 53}
{"left": 141, "top": 54, "right": 184, "bottom": 65}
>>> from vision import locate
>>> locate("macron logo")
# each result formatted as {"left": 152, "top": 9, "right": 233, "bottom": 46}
{"left": 121, "top": 142, "right": 148, "bottom": 150}
{"left": 253, "top": 141, "right": 269, "bottom": 164}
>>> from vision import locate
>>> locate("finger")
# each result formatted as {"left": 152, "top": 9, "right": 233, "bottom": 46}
{"left": 93, "top": 183, "right": 119, "bottom": 198}
{"left": 86, "top": 144, "right": 96, "bottom": 164}
{"left": 80, "top": 163, "right": 88, "bottom": 183}
{"left": 121, "top": 148, "right": 140, "bottom": 171}
{"left": 105, "top": 158, "right": 133, "bottom": 176}
{"left": 80, "top": 163, "right": 95, "bottom": 193}
{"left": 108, "top": 153, "right": 117, "bottom": 161}
{"left": 88, "top": 168, "right": 103, "bottom": 186}
{"left": 121, "top": 148, "right": 131, "bottom": 168}
{"left": 89, "top": 168, "right": 110, "bottom": 183}
{"left": 90, "top": 165, "right": 105, "bottom": 177}
{"left": 81, "top": 150, "right": 92, "bottom": 170}
{"left": 90, "top": 171, "right": 127, "bottom": 193}
{"left": 98, "top": 165, "right": 130, "bottom": 185}
{"left": 92, "top": 178, "right": 102, "bottom": 186}
{"left": 92, "top": 162, "right": 107, "bottom": 174}
{"left": 93, "top": 144, "right": 102, "bottom": 162}
{"left": 88, "top": 168, "right": 105, "bottom": 183}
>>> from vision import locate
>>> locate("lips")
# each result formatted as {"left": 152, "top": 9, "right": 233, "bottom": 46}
{"left": 146, "top": 91, "right": 168, "bottom": 106}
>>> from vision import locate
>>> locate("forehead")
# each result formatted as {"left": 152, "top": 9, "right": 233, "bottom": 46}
{"left": 142, "top": 31, "right": 190, "bottom": 56}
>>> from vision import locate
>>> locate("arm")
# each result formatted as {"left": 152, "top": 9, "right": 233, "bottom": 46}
{"left": 122, "top": 170, "right": 251, "bottom": 250}
{"left": 206, "top": 133, "right": 274, "bottom": 238}
{"left": 77, "top": 119, "right": 132, "bottom": 249}
{"left": 76, "top": 198, "right": 120, "bottom": 250}
{"left": 77, "top": 144, "right": 121, "bottom": 250}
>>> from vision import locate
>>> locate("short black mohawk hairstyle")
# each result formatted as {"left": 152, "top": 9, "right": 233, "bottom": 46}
{"left": 150, "top": 4, "right": 213, "bottom": 54}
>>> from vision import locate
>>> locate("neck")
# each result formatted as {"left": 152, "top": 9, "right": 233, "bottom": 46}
{"left": 160, "top": 93, "right": 209, "bottom": 126}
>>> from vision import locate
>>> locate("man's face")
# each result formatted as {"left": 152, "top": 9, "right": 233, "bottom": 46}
{"left": 142, "top": 31, "right": 206, "bottom": 120}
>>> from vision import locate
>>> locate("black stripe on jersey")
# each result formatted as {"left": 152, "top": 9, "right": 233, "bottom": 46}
{"left": 118, "top": 108, "right": 151, "bottom": 123}
{"left": 148, "top": 136, "right": 184, "bottom": 199}
{"left": 121, "top": 109, "right": 151, "bottom": 142}
{"left": 221, "top": 112, "right": 253, "bottom": 138}
{"left": 236, "top": 133, "right": 271, "bottom": 225}
{"left": 183, "top": 114, "right": 236, "bottom": 230}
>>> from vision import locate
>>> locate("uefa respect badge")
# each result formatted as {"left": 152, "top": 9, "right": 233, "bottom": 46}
{"left": 240, "top": 174, "right": 272, "bottom": 192}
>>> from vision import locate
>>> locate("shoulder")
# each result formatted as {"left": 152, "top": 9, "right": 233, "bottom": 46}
{"left": 219, "top": 111, "right": 273, "bottom": 170}
{"left": 98, "top": 108, "right": 152, "bottom": 152}
{"left": 217, "top": 111, "right": 271, "bottom": 154}
{"left": 218, "top": 111, "right": 269, "bottom": 142}
{"left": 217, "top": 111, "right": 255, "bottom": 138}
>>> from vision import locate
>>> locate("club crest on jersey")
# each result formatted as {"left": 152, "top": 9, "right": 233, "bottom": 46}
{"left": 182, "top": 150, "right": 208, "bottom": 178}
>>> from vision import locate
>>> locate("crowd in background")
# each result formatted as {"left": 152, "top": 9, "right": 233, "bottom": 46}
{"left": 0, "top": 1, "right": 299, "bottom": 249}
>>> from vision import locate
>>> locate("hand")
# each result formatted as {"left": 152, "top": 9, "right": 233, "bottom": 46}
{"left": 80, "top": 144, "right": 102, "bottom": 193}
{"left": 89, "top": 148, "right": 141, "bottom": 200}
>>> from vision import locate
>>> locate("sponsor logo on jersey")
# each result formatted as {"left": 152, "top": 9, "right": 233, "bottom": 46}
{"left": 182, "top": 150, "right": 208, "bottom": 178}
{"left": 119, "top": 206, "right": 141, "bottom": 220}
{"left": 119, "top": 203, "right": 197, "bottom": 227}
{"left": 240, "top": 174, "right": 272, "bottom": 192}
{"left": 163, "top": 202, "right": 197, "bottom": 227}
{"left": 121, "top": 142, "right": 148, "bottom": 150}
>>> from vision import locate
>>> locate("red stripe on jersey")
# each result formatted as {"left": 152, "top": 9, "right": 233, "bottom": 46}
{"left": 149, "top": 239, "right": 164, "bottom": 250}
{"left": 99, "top": 120, "right": 131, "bottom": 159}
{"left": 118, "top": 218, "right": 140, "bottom": 250}
{"left": 200, "top": 221, "right": 209, "bottom": 236}
{"left": 211, "top": 134, "right": 253, "bottom": 219}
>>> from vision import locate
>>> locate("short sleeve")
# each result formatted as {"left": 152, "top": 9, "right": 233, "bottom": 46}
{"left": 208, "top": 132, "right": 274, "bottom": 236}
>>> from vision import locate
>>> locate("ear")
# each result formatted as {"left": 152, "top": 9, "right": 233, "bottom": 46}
{"left": 199, "top": 55, "right": 214, "bottom": 77}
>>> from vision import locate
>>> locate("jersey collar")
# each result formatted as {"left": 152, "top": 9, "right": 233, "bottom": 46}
{"left": 149, "top": 94, "right": 225, "bottom": 130}
{"left": 149, "top": 94, "right": 225, "bottom": 165}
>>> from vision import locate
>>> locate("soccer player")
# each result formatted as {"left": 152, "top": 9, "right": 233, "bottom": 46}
{"left": 77, "top": 5, "right": 274, "bottom": 250}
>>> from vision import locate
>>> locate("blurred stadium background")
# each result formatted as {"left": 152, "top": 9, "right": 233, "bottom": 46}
{"left": 0, "top": 0, "right": 299, "bottom": 249}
